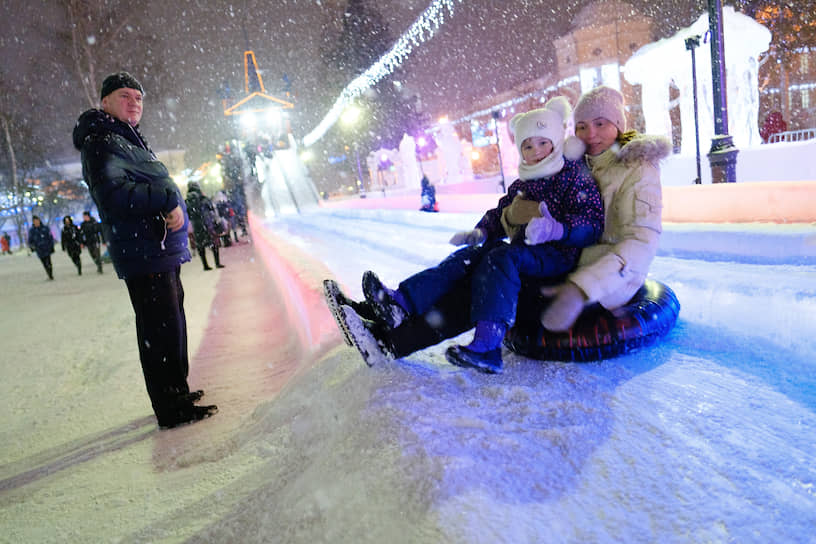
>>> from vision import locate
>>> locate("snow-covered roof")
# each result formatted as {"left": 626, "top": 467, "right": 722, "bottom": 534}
{"left": 572, "top": 0, "right": 642, "bottom": 29}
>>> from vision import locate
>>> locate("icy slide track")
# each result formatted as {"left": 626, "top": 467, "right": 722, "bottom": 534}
{"left": 2, "top": 206, "right": 813, "bottom": 543}
{"left": 226, "top": 208, "right": 816, "bottom": 543}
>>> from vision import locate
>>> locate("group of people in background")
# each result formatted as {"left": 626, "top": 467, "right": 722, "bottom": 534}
{"left": 60, "top": 211, "right": 106, "bottom": 276}
{"left": 19, "top": 189, "right": 245, "bottom": 281}
{"left": 185, "top": 182, "right": 233, "bottom": 271}
{"left": 22, "top": 211, "right": 105, "bottom": 280}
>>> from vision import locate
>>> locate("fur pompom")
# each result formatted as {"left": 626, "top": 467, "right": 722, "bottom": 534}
{"left": 563, "top": 136, "right": 586, "bottom": 161}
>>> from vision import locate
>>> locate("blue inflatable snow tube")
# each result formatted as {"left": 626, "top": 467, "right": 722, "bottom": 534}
{"left": 504, "top": 279, "right": 681, "bottom": 362}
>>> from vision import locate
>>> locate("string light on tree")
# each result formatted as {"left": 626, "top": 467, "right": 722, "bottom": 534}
{"left": 303, "top": 0, "right": 463, "bottom": 147}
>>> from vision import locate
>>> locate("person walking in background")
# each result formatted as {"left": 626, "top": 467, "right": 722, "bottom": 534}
{"left": 80, "top": 210, "right": 104, "bottom": 274}
{"left": 759, "top": 111, "right": 787, "bottom": 144}
{"left": 72, "top": 71, "right": 217, "bottom": 429}
{"left": 419, "top": 175, "right": 438, "bottom": 212}
{"left": 214, "top": 192, "right": 234, "bottom": 247}
{"left": 1, "top": 232, "right": 11, "bottom": 255}
{"left": 185, "top": 181, "right": 225, "bottom": 271}
{"left": 28, "top": 215, "right": 55, "bottom": 280}
{"left": 61, "top": 215, "right": 83, "bottom": 275}
{"left": 228, "top": 199, "right": 242, "bottom": 244}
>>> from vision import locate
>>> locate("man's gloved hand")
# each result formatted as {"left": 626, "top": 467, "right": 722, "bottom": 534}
{"left": 164, "top": 205, "right": 185, "bottom": 232}
{"left": 525, "top": 201, "right": 564, "bottom": 245}
{"left": 449, "top": 228, "right": 486, "bottom": 247}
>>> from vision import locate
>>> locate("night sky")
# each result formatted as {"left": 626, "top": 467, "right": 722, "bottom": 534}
{"left": 0, "top": 0, "right": 708, "bottom": 169}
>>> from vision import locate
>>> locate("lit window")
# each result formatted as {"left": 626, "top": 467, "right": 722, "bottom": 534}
{"left": 580, "top": 63, "right": 621, "bottom": 94}
{"left": 601, "top": 64, "right": 621, "bottom": 90}
{"left": 803, "top": 89, "right": 810, "bottom": 109}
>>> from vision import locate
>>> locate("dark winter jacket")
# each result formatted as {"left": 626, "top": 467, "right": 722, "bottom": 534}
{"left": 419, "top": 176, "right": 437, "bottom": 212}
{"left": 80, "top": 216, "right": 104, "bottom": 247}
{"left": 475, "top": 158, "right": 604, "bottom": 262}
{"left": 72, "top": 109, "right": 190, "bottom": 279}
{"left": 215, "top": 200, "right": 232, "bottom": 225}
{"left": 185, "top": 185, "right": 219, "bottom": 249}
{"left": 61, "top": 218, "right": 83, "bottom": 256}
{"left": 28, "top": 224, "right": 55, "bottom": 259}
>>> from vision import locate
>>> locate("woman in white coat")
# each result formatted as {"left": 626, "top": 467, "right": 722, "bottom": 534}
{"left": 541, "top": 86, "right": 672, "bottom": 330}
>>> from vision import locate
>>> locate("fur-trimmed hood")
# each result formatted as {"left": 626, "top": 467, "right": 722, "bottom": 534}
{"left": 615, "top": 133, "right": 672, "bottom": 165}
{"left": 585, "top": 132, "right": 671, "bottom": 172}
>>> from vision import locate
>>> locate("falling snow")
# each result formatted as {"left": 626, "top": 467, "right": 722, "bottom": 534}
{"left": 1, "top": 1, "right": 815, "bottom": 541}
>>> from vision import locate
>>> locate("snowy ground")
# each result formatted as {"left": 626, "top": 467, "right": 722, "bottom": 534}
{"left": 1, "top": 208, "right": 815, "bottom": 543}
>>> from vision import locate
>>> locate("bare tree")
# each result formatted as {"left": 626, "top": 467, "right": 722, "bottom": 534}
{"left": 0, "top": 70, "right": 84, "bottom": 247}
{"left": 737, "top": 1, "right": 816, "bottom": 123}
{"left": 0, "top": 113, "right": 20, "bottom": 232}
{"left": 0, "top": 112, "right": 55, "bottom": 248}
{"left": 57, "top": 0, "right": 146, "bottom": 109}
{"left": 0, "top": 69, "right": 27, "bottom": 243}
{"left": 60, "top": 0, "right": 135, "bottom": 108}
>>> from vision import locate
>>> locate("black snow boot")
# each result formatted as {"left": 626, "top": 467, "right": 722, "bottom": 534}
{"left": 176, "top": 389, "right": 204, "bottom": 403}
{"left": 323, "top": 279, "right": 376, "bottom": 346}
{"left": 362, "top": 270, "right": 407, "bottom": 329}
{"left": 157, "top": 401, "right": 218, "bottom": 429}
{"left": 339, "top": 304, "right": 394, "bottom": 367}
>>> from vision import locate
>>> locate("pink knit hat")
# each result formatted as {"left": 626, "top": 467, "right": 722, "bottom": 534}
{"left": 573, "top": 86, "right": 627, "bottom": 133}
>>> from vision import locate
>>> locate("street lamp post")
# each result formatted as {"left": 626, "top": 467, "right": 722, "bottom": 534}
{"left": 492, "top": 111, "right": 506, "bottom": 192}
{"left": 707, "top": 0, "right": 738, "bottom": 183}
{"left": 342, "top": 105, "right": 366, "bottom": 197}
{"left": 685, "top": 35, "right": 703, "bottom": 185}
{"left": 415, "top": 136, "right": 427, "bottom": 177}
{"left": 353, "top": 144, "right": 365, "bottom": 197}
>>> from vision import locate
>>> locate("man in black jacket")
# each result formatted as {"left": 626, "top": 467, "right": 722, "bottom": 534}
{"left": 73, "top": 72, "right": 217, "bottom": 429}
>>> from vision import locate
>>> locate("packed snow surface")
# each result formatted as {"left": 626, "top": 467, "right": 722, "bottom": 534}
{"left": 1, "top": 207, "right": 815, "bottom": 543}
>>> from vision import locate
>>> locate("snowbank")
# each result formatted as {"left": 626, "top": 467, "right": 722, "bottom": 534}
{"left": 319, "top": 180, "right": 816, "bottom": 224}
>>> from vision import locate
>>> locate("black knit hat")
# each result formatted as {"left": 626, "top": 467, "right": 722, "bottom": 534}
{"left": 100, "top": 72, "right": 144, "bottom": 100}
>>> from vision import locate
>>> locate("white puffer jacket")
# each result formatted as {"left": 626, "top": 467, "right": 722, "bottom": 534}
{"left": 570, "top": 134, "right": 672, "bottom": 310}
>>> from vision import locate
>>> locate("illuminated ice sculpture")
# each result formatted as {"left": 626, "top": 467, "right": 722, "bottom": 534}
{"left": 398, "top": 134, "right": 422, "bottom": 190}
{"left": 436, "top": 121, "right": 470, "bottom": 184}
{"left": 624, "top": 6, "right": 771, "bottom": 153}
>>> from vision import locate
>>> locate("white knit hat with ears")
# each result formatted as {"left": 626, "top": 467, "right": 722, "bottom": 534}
{"left": 509, "top": 96, "right": 585, "bottom": 180}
